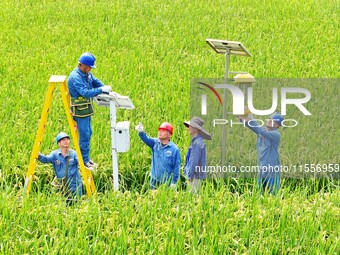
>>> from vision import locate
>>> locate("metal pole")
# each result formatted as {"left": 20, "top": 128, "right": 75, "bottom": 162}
{"left": 110, "top": 100, "right": 119, "bottom": 191}
{"left": 221, "top": 50, "right": 230, "bottom": 167}
{"left": 225, "top": 50, "right": 230, "bottom": 78}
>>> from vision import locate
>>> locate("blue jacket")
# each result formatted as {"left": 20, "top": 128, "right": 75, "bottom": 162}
{"left": 138, "top": 131, "right": 181, "bottom": 184}
{"left": 38, "top": 149, "right": 83, "bottom": 196}
{"left": 184, "top": 135, "right": 207, "bottom": 180}
{"left": 245, "top": 120, "right": 281, "bottom": 177}
{"left": 68, "top": 67, "right": 105, "bottom": 98}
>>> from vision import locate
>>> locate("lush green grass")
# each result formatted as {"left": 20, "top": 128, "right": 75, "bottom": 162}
{"left": 0, "top": 0, "right": 339, "bottom": 253}
{"left": 1, "top": 181, "right": 339, "bottom": 254}
{"left": 0, "top": 0, "right": 338, "bottom": 189}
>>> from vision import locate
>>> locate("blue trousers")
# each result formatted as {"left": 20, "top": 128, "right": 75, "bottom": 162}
{"left": 150, "top": 178, "right": 161, "bottom": 190}
{"left": 150, "top": 178, "right": 173, "bottom": 190}
{"left": 75, "top": 116, "right": 92, "bottom": 163}
{"left": 257, "top": 175, "right": 280, "bottom": 195}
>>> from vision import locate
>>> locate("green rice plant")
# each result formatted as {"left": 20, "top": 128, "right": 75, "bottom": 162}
{"left": 0, "top": 0, "right": 339, "bottom": 253}
{"left": 1, "top": 181, "right": 339, "bottom": 254}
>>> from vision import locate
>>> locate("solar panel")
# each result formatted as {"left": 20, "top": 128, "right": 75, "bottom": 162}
{"left": 206, "top": 39, "right": 251, "bottom": 56}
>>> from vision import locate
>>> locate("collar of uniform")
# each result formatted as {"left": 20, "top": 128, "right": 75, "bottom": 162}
{"left": 57, "top": 149, "right": 70, "bottom": 157}
{"left": 76, "top": 67, "right": 88, "bottom": 77}
{"left": 191, "top": 134, "right": 202, "bottom": 142}
{"left": 158, "top": 140, "right": 173, "bottom": 148}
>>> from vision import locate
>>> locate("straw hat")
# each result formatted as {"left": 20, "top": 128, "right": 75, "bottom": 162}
{"left": 184, "top": 117, "right": 212, "bottom": 140}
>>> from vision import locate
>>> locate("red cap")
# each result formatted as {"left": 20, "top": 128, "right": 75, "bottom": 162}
{"left": 158, "top": 122, "right": 173, "bottom": 135}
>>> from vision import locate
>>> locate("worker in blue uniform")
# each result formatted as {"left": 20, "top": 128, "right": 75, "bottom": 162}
{"left": 238, "top": 112, "right": 284, "bottom": 194}
{"left": 68, "top": 52, "right": 112, "bottom": 170}
{"left": 38, "top": 132, "right": 82, "bottom": 204}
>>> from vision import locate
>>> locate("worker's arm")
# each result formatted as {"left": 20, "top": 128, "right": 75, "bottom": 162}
{"left": 138, "top": 131, "right": 156, "bottom": 149}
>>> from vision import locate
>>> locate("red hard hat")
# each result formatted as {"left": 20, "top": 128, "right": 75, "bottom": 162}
{"left": 158, "top": 122, "right": 173, "bottom": 135}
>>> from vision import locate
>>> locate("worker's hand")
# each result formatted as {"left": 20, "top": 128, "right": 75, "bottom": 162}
{"left": 135, "top": 122, "right": 144, "bottom": 132}
{"left": 109, "top": 91, "right": 120, "bottom": 98}
{"left": 237, "top": 107, "right": 253, "bottom": 121}
{"left": 237, "top": 114, "right": 252, "bottom": 123}
{"left": 237, "top": 115, "right": 246, "bottom": 120}
{"left": 101, "top": 85, "right": 112, "bottom": 93}
{"left": 170, "top": 183, "right": 177, "bottom": 190}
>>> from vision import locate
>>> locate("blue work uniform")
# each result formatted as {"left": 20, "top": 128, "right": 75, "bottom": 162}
{"left": 38, "top": 149, "right": 83, "bottom": 196}
{"left": 184, "top": 135, "right": 207, "bottom": 180}
{"left": 138, "top": 131, "right": 181, "bottom": 189}
{"left": 68, "top": 67, "right": 105, "bottom": 163}
{"left": 245, "top": 120, "right": 281, "bottom": 194}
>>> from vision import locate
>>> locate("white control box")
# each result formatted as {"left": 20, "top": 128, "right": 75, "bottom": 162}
{"left": 115, "top": 121, "right": 130, "bottom": 152}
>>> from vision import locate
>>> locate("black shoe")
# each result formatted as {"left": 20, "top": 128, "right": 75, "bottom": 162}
{"left": 88, "top": 160, "right": 98, "bottom": 167}
{"left": 84, "top": 162, "right": 94, "bottom": 171}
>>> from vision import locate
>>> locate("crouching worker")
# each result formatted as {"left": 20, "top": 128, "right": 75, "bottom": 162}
{"left": 136, "top": 122, "right": 181, "bottom": 190}
{"left": 38, "top": 132, "right": 83, "bottom": 204}
{"left": 184, "top": 117, "right": 212, "bottom": 194}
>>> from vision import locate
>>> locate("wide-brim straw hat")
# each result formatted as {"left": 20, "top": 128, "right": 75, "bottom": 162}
{"left": 184, "top": 117, "right": 212, "bottom": 140}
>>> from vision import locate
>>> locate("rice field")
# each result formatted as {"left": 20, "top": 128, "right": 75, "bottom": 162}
{"left": 0, "top": 0, "right": 339, "bottom": 254}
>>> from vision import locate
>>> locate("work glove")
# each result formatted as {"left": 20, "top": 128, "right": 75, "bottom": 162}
{"left": 170, "top": 183, "right": 177, "bottom": 190}
{"left": 237, "top": 107, "right": 253, "bottom": 121}
{"left": 135, "top": 122, "right": 144, "bottom": 132}
{"left": 237, "top": 113, "right": 253, "bottom": 122}
{"left": 101, "top": 85, "right": 112, "bottom": 93}
{"left": 109, "top": 91, "right": 121, "bottom": 98}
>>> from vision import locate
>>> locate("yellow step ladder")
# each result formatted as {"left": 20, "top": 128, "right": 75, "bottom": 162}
{"left": 24, "top": 75, "right": 96, "bottom": 197}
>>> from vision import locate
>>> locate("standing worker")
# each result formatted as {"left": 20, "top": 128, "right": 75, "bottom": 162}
{"left": 68, "top": 52, "right": 112, "bottom": 170}
{"left": 184, "top": 116, "right": 212, "bottom": 194}
{"left": 38, "top": 132, "right": 82, "bottom": 204}
{"left": 136, "top": 122, "right": 181, "bottom": 190}
{"left": 238, "top": 112, "right": 284, "bottom": 195}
